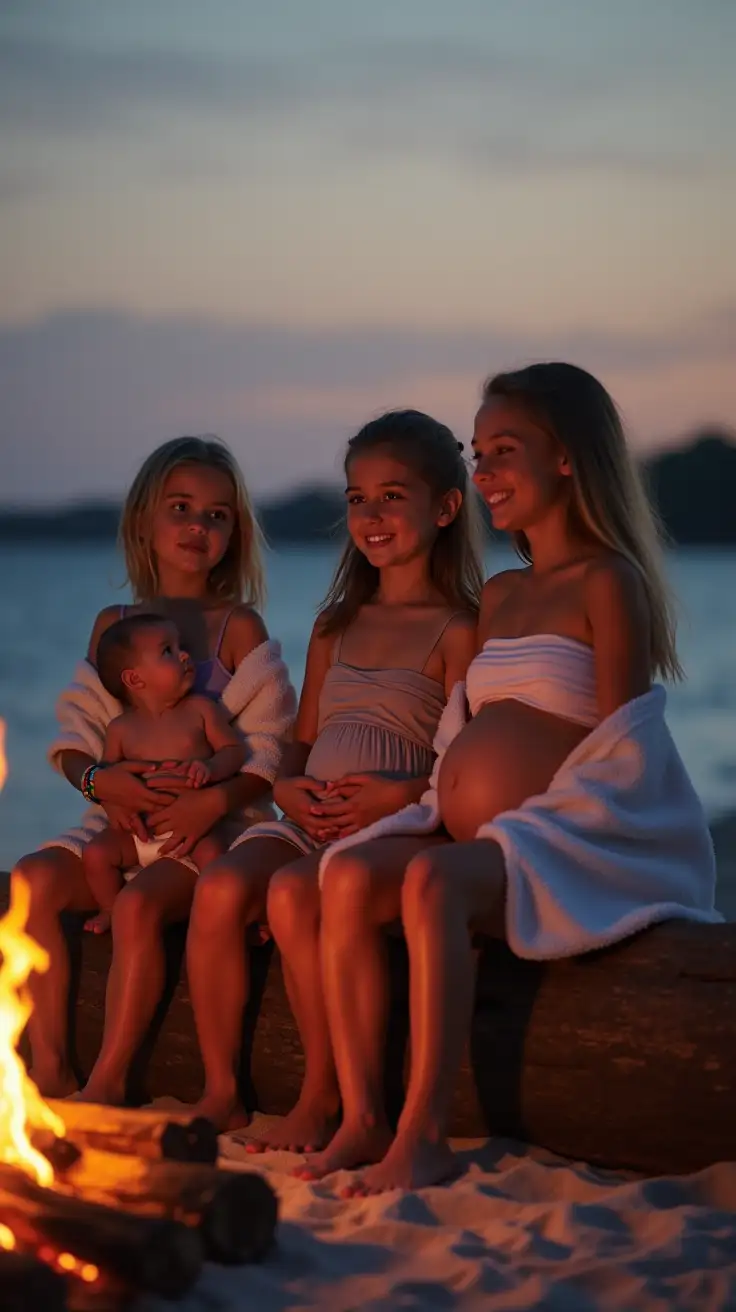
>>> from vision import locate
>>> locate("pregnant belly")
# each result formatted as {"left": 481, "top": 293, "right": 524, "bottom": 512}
{"left": 438, "top": 700, "right": 589, "bottom": 842}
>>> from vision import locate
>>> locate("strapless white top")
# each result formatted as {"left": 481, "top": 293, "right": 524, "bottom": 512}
{"left": 466, "top": 634, "right": 599, "bottom": 728}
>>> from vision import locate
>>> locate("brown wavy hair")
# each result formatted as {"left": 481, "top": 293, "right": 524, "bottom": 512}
{"left": 119, "top": 435, "right": 266, "bottom": 608}
{"left": 483, "top": 362, "right": 681, "bottom": 681}
{"left": 320, "top": 409, "right": 484, "bottom": 635}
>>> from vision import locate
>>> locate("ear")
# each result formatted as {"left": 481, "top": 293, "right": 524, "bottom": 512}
{"left": 120, "top": 668, "right": 144, "bottom": 695}
{"left": 558, "top": 448, "right": 572, "bottom": 477}
{"left": 437, "top": 488, "right": 463, "bottom": 528}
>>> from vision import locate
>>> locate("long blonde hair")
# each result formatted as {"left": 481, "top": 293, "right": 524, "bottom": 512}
{"left": 120, "top": 435, "right": 266, "bottom": 608}
{"left": 484, "top": 363, "right": 682, "bottom": 681}
{"left": 320, "top": 409, "right": 485, "bottom": 635}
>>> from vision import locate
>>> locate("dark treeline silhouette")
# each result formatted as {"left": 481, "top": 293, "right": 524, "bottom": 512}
{"left": 1, "top": 428, "right": 734, "bottom": 546}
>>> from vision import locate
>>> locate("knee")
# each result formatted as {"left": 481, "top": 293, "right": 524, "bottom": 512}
{"left": 110, "top": 881, "right": 161, "bottom": 943}
{"left": 402, "top": 851, "right": 451, "bottom": 922}
{"left": 13, "top": 851, "right": 69, "bottom": 914}
{"left": 189, "top": 859, "right": 254, "bottom": 934}
{"left": 192, "top": 834, "right": 226, "bottom": 871}
{"left": 267, "top": 867, "right": 318, "bottom": 941}
{"left": 320, "top": 852, "right": 376, "bottom": 930}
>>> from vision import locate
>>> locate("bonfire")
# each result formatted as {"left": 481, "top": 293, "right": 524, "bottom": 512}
{"left": 0, "top": 720, "right": 277, "bottom": 1310}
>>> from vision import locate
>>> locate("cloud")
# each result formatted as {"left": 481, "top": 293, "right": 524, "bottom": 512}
{"left": 0, "top": 31, "right": 715, "bottom": 185}
{"left": 1, "top": 305, "right": 734, "bottom": 504}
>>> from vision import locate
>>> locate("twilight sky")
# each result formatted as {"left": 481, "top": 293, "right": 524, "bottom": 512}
{"left": 1, "top": 0, "right": 734, "bottom": 504}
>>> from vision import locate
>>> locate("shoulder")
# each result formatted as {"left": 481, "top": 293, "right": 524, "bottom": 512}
{"left": 187, "top": 692, "right": 226, "bottom": 723}
{"left": 105, "top": 709, "right": 128, "bottom": 737}
{"left": 439, "top": 608, "right": 476, "bottom": 652}
{"left": 87, "top": 605, "right": 124, "bottom": 663}
{"left": 583, "top": 554, "right": 647, "bottom": 620}
{"left": 312, "top": 610, "right": 338, "bottom": 647}
{"left": 222, "top": 605, "right": 269, "bottom": 666}
{"left": 480, "top": 567, "right": 525, "bottom": 611}
{"left": 307, "top": 613, "right": 337, "bottom": 661}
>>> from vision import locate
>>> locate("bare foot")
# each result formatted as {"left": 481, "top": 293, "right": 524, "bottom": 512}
{"left": 246, "top": 1098, "right": 340, "bottom": 1155}
{"left": 345, "top": 1134, "right": 459, "bottom": 1195}
{"left": 189, "top": 1092, "right": 250, "bottom": 1133}
{"left": 294, "top": 1119, "right": 393, "bottom": 1181}
{"left": 84, "top": 911, "right": 111, "bottom": 934}
{"left": 30, "top": 1066, "right": 79, "bottom": 1099}
{"left": 68, "top": 1075, "right": 126, "bottom": 1106}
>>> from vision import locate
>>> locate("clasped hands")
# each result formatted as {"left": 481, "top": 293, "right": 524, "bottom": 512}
{"left": 94, "top": 758, "right": 222, "bottom": 858}
{"left": 273, "top": 772, "right": 403, "bottom": 842}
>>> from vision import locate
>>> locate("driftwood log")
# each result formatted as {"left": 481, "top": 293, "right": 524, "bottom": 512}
{"left": 52, "top": 1146, "right": 279, "bottom": 1265}
{"left": 2, "top": 879, "right": 736, "bottom": 1176}
{"left": 40, "top": 1099, "right": 218, "bottom": 1165}
{"left": 0, "top": 1163, "right": 202, "bottom": 1299}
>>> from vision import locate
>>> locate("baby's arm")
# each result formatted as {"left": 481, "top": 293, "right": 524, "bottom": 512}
{"left": 189, "top": 697, "right": 247, "bottom": 787}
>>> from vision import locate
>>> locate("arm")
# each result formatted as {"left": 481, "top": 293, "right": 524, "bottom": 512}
{"left": 272, "top": 619, "right": 336, "bottom": 829}
{"left": 439, "top": 609, "right": 478, "bottom": 695}
{"left": 585, "top": 556, "right": 652, "bottom": 720}
{"left": 274, "top": 609, "right": 339, "bottom": 781}
{"left": 195, "top": 697, "right": 247, "bottom": 785}
{"left": 54, "top": 605, "right": 124, "bottom": 788}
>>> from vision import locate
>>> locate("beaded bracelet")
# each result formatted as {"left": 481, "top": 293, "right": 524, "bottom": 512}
{"left": 80, "top": 763, "right": 100, "bottom": 804}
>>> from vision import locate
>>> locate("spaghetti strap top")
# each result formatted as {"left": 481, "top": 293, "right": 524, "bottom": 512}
{"left": 117, "top": 604, "right": 234, "bottom": 699}
{"left": 466, "top": 634, "right": 599, "bottom": 728}
{"left": 306, "top": 612, "right": 458, "bottom": 782}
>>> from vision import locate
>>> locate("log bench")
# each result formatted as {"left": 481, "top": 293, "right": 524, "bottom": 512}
{"left": 2, "top": 883, "right": 736, "bottom": 1177}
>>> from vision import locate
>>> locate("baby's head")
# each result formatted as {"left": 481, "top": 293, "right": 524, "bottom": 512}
{"left": 96, "top": 614, "right": 194, "bottom": 709}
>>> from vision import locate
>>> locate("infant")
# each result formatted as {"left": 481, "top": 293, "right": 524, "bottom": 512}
{"left": 82, "top": 613, "right": 245, "bottom": 932}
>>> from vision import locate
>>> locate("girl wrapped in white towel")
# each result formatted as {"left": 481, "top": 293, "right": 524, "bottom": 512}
{"left": 299, "top": 362, "right": 719, "bottom": 1193}
{"left": 12, "top": 436, "right": 296, "bottom": 1103}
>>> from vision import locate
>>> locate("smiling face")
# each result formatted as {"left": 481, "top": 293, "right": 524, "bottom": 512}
{"left": 149, "top": 462, "right": 237, "bottom": 586}
{"left": 471, "top": 396, "right": 571, "bottom": 534}
{"left": 345, "top": 445, "right": 457, "bottom": 569}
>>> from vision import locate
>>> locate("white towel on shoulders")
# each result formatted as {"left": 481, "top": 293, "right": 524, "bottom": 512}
{"left": 319, "top": 684, "right": 720, "bottom": 959}
{"left": 43, "top": 639, "right": 297, "bottom": 859}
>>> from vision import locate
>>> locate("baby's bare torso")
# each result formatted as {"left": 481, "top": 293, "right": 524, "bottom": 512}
{"left": 115, "top": 695, "right": 213, "bottom": 766}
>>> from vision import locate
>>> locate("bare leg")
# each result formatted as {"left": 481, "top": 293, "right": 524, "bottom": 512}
{"left": 186, "top": 837, "right": 299, "bottom": 1130}
{"left": 353, "top": 839, "right": 506, "bottom": 1194}
{"left": 77, "top": 858, "right": 199, "bottom": 1105}
{"left": 82, "top": 829, "right": 136, "bottom": 935}
{"left": 250, "top": 851, "right": 340, "bottom": 1152}
{"left": 13, "top": 846, "right": 96, "bottom": 1096}
{"left": 302, "top": 835, "right": 449, "bottom": 1181}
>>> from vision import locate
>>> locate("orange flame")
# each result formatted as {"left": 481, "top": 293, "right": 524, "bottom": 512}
{"left": 0, "top": 722, "right": 65, "bottom": 1185}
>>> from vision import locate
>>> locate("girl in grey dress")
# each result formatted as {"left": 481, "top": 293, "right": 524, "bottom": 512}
{"left": 185, "top": 409, "right": 485, "bottom": 1137}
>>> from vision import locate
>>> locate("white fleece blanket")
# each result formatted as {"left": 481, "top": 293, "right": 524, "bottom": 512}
{"left": 43, "top": 639, "right": 297, "bottom": 859}
{"left": 319, "top": 684, "right": 720, "bottom": 958}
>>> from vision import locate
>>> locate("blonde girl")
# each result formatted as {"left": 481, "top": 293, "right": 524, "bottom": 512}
{"left": 13, "top": 436, "right": 295, "bottom": 1102}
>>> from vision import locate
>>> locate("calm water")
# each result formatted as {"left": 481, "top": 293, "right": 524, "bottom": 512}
{"left": 0, "top": 542, "right": 734, "bottom": 872}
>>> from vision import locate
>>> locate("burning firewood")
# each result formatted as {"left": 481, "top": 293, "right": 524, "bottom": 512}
{"left": 0, "top": 1162, "right": 203, "bottom": 1298}
{"left": 40, "top": 1099, "right": 219, "bottom": 1165}
{"left": 48, "top": 1145, "right": 279, "bottom": 1265}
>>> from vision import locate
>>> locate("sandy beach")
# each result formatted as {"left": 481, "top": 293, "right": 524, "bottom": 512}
{"left": 138, "top": 806, "right": 736, "bottom": 1312}
{"left": 135, "top": 1112, "right": 736, "bottom": 1311}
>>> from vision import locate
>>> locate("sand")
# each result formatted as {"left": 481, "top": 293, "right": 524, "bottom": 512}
{"left": 136, "top": 1113, "right": 736, "bottom": 1311}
